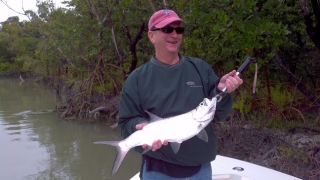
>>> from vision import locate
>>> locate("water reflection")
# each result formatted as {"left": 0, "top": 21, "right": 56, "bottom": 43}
{"left": 0, "top": 78, "right": 140, "bottom": 180}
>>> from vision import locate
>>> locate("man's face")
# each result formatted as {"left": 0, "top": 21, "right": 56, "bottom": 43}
{"left": 148, "top": 22, "right": 183, "bottom": 56}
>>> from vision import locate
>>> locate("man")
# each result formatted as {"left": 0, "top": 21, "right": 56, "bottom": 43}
{"left": 118, "top": 9, "right": 243, "bottom": 180}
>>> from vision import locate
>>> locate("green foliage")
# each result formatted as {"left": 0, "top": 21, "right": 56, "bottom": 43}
{"left": 0, "top": 62, "right": 12, "bottom": 71}
{"left": 0, "top": 0, "right": 315, "bottom": 78}
{"left": 230, "top": 79, "right": 313, "bottom": 129}
{"left": 270, "top": 84, "right": 293, "bottom": 111}
{"left": 176, "top": 0, "right": 292, "bottom": 77}
{"left": 0, "top": 0, "right": 318, "bottom": 123}
{"left": 232, "top": 89, "right": 254, "bottom": 120}
{"left": 278, "top": 146, "right": 309, "bottom": 163}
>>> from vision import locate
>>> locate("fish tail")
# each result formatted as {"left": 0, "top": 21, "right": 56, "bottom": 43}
{"left": 94, "top": 141, "right": 129, "bottom": 175}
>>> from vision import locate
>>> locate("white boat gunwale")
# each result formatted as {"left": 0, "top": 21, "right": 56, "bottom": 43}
{"left": 130, "top": 155, "right": 302, "bottom": 180}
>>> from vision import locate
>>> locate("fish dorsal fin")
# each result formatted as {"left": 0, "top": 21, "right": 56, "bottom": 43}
{"left": 197, "top": 129, "right": 208, "bottom": 142}
{"left": 145, "top": 111, "right": 161, "bottom": 123}
{"left": 170, "top": 142, "right": 181, "bottom": 154}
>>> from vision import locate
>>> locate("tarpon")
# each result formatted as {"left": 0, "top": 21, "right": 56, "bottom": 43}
{"left": 94, "top": 97, "right": 217, "bottom": 175}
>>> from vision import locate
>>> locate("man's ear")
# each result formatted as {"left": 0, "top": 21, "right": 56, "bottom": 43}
{"left": 148, "top": 31, "right": 156, "bottom": 44}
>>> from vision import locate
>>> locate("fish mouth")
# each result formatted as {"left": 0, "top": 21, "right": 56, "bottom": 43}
{"left": 209, "top": 97, "right": 217, "bottom": 110}
{"left": 205, "top": 99, "right": 214, "bottom": 108}
{"left": 208, "top": 106, "right": 215, "bottom": 113}
{"left": 206, "top": 99, "right": 216, "bottom": 114}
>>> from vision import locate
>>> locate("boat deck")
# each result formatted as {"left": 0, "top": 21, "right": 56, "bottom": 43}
{"left": 130, "top": 155, "right": 301, "bottom": 180}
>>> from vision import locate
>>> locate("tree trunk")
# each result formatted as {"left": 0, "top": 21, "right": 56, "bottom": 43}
{"left": 125, "top": 23, "right": 145, "bottom": 77}
{"left": 300, "top": 0, "right": 320, "bottom": 50}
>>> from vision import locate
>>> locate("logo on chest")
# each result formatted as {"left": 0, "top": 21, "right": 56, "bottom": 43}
{"left": 186, "top": 81, "right": 203, "bottom": 88}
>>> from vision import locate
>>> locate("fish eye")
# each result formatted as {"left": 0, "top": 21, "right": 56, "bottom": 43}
{"left": 199, "top": 102, "right": 204, "bottom": 106}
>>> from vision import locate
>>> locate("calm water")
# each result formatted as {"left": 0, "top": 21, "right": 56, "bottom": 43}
{"left": 0, "top": 78, "right": 140, "bottom": 180}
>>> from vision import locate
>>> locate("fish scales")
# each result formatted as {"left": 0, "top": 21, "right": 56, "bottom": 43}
{"left": 122, "top": 112, "right": 199, "bottom": 148}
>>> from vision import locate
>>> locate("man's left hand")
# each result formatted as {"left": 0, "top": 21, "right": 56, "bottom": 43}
{"left": 217, "top": 70, "right": 243, "bottom": 93}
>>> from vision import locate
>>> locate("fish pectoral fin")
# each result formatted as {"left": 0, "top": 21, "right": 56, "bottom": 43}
{"left": 145, "top": 111, "right": 162, "bottom": 123}
{"left": 141, "top": 146, "right": 152, "bottom": 154}
{"left": 170, "top": 142, "right": 181, "bottom": 154}
{"left": 197, "top": 129, "right": 208, "bottom": 142}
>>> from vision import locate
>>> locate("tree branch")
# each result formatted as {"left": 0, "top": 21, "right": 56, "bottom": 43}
{"left": 0, "top": 0, "right": 26, "bottom": 16}
{"left": 147, "top": 0, "right": 156, "bottom": 12}
{"left": 111, "top": 25, "right": 124, "bottom": 65}
{"left": 88, "top": 0, "right": 101, "bottom": 25}
{"left": 274, "top": 51, "right": 318, "bottom": 104}
{"left": 163, "top": 0, "right": 168, "bottom": 9}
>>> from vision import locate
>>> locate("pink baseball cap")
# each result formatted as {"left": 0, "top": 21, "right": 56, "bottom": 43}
{"left": 148, "top": 9, "right": 185, "bottom": 31}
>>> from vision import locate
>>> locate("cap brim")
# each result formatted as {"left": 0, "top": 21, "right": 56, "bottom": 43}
{"left": 155, "top": 18, "right": 185, "bottom": 28}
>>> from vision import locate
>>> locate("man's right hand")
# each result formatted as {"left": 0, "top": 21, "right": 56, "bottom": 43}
{"left": 135, "top": 122, "right": 168, "bottom": 151}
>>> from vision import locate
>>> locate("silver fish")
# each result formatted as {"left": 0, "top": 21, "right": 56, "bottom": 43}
{"left": 94, "top": 97, "right": 217, "bottom": 175}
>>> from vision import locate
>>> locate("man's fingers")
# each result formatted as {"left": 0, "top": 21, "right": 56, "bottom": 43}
{"left": 140, "top": 140, "right": 169, "bottom": 151}
{"left": 229, "top": 70, "right": 237, "bottom": 76}
{"left": 235, "top": 76, "right": 243, "bottom": 85}
{"left": 142, "top": 144, "right": 148, "bottom": 149}
{"left": 225, "top": 75, "right": 243, "bottom": 93}
{"left": 150, "top": 140, "right": 168, "bottom": 151}
{"left": 163, "top": 140, "right": 168, "bottom": 146}
{"left": 152, "top": 140, "right": 161, "bottom": 151}
{"left": 136, "top": 122, "right": 148, "bottom": 130}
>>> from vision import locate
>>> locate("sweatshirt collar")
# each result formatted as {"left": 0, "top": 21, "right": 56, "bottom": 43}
{"left": 150, "top": 54, "right": 184, "bottom": 69}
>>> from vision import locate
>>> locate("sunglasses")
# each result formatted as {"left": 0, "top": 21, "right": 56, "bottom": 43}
{"left": 152, "top": 26, "right": 185, "bottom": 34}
